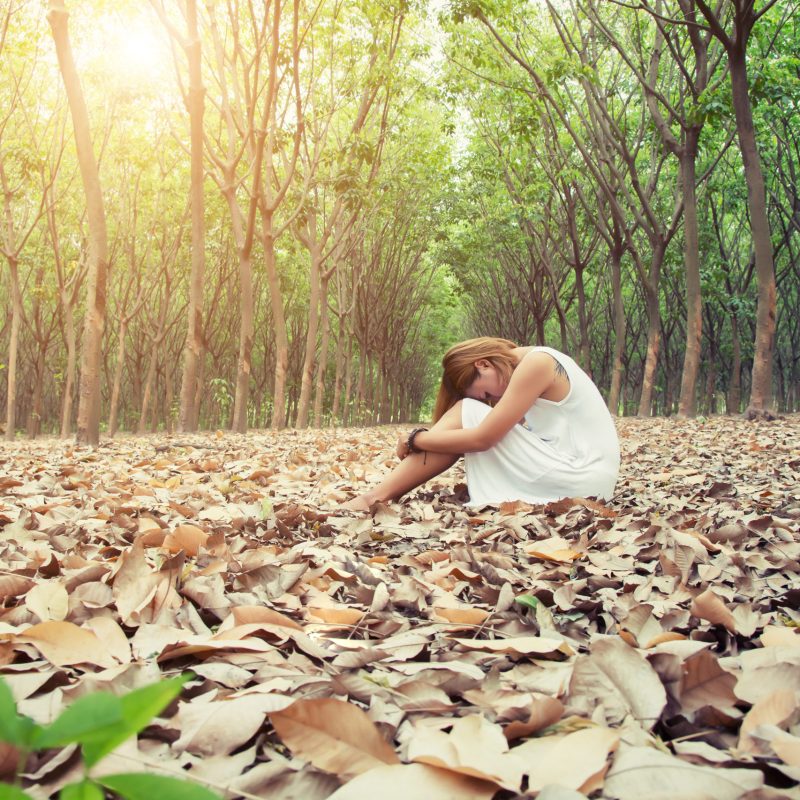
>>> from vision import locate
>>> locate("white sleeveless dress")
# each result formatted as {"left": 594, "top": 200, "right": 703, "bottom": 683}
{"left": 461, "top": 347, "right": 619, "bottom": 506}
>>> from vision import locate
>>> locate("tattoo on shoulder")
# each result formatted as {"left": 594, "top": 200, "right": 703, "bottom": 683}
{"left": 551, "top": 355, "right": 568, "bottom": 379}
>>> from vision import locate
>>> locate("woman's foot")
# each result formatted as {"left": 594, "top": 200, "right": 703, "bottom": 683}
{"left": 342, "top": 491, "right": 378, "bottom": 512}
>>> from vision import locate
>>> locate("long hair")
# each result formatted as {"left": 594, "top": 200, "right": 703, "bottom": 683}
{"left": 432, "top": 337, "right": 517, "bottom": 422}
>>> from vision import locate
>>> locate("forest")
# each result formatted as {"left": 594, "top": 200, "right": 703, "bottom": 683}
{"left": 0, "top": 0, "right": 798, "bottom": 443}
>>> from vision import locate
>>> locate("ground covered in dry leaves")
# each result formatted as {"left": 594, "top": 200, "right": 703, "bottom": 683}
{"left": 1, "top": 415, "right": 799, "bottom": 799}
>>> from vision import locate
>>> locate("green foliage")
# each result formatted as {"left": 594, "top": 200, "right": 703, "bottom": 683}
{"left": 0, "top": 674, "right": 217, "bottom": 800}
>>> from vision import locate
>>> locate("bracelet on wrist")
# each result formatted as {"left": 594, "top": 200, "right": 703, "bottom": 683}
{"left": 407, "top": 427, "right": 429, "bottom": 453}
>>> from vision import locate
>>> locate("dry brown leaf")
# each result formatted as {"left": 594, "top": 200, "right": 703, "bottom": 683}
{"left": 82, "top": 617, "right": 131, "bottom": 665}
{"left": 679, "top": 649, "right": 738, "bottom": 717}
{"left": 0, "top": 575, "right": 35, "bottom": 599}
{"left": 173, "top": 694, "right": 291, "bottom": 756}
{"left": 512, "top": 726, "right": 619, "bottom": 792}
{"left": 269, "top": 698, "right": 400, "bottom": 779}
{"left": 524, "top": 536, "right": 582, "bottom": 562}
{"left": 227, "top": 605, "right": 303, "bottom": 631}
{"left": 407, "top": 714, "right": 524, "bottom": 791}
{"left": 432, "top": 607, "right": 491, "bottom": 625}
{"left": 769, "top": 731, "right": 800, "bottom": 767}
{"left": 451, "top": 636, "right": 574, "bottom": 658}
{"left": 25, "top": 582, "right": 69, "bottom": 622}
{"left": 111, "top": 539, "right": 160, "bottom": 625}
{"left": 15, "top": 621, "right": 116, "bottom": 668}
{"left": 504, "top": 696, "right": 565, "bottom": 740}
{"left": 163, "top": 524, "right": 209, "bottom": 556}
{"left": 690, "top": 587, "right": 736, "bottom": 632}
{"left": 603, "top": 745, "right": 763, "bottom": 799}
{"left": 307, "top": 606, "right": 365, "bottom": 625}
{"left": 326, "top": 763, "right": 497, "bottom": 800}
{"left": 761, "top": 626, "right": 800, "bottom": 648}
{"left": 568, "top": 637, "right": 666, "bottom": 728}
{"left": 0, "top": 741, "right": 18, "bottom": 779}
{"left": 738, "top": 690, "right": 799, "bottom": 753}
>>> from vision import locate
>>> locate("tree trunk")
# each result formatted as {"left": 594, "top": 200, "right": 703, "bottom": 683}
{"left": 228, "top": 186, "right": 255, "bottom": 433}
{"left": 177, "top": 0, "right": 206, "bottom": 432}
{"left": 728, "top": 310, "right": 742, "bottom": 413}
{"left": 296, "top": 233, "right": 321, "bottom": 429}
{"left": 261, "top": 214, "right": 289, "bottom": 429}
{"left": 638, "top": 285, "right": 661, "bottom": 417}
{"left": 138, "top": 344, "right": 159, "bottom": 435}
{"left": 342, "top": 335, "right": 354, "bottom": 426}
{"left": 330, "top": 317, "right": 345, "bottom": 424}
{"left": 607, "top": 244, "right": 626, "bottom": 415}
{"left": 48, "top": 1, "right": 109, "bottom": 446}
{"left": 108, "top": 320, "right": 127, "bottom": 437}
{"left": 4, "top": 259, "right": 21, "bottom": 441}
{"left": 729, "top": 48, "right": 776, "bottom": 417}
{"left": 60, "top": 291, "right": 78, "bottom": 437}
{"left": 574, "top": 265, "right": 591, "bottom": 374}
{"left": 637, "top": 239, "right": 667, "bottom": 417}
{"left": 28, "top": 336, "right": 47, "bottom": 439}
{"left": 312, "top": 276, "right": 331, "bottom": 427}
{"left": 163, "top": 359, "right": 174, "bottom": 433}
{"left": 677, "top": 135, "right": 702, "bottom": 417}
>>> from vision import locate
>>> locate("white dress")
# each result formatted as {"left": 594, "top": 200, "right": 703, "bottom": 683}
{"left": 461, "top": 346, "right": 620, "bottom": 506}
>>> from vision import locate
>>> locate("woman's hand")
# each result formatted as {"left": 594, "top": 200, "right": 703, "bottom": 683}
{"left": 396, "top": 433, "right": 410, "bottom": 460}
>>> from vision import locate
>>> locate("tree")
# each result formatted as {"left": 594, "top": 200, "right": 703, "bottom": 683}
{"left": 48, "top": 0, "right": 110, "bottom": 446}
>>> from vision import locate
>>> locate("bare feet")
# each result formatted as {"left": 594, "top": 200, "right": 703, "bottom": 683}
{"left": 342, "top": 491, "right": 378, "bottom": 512}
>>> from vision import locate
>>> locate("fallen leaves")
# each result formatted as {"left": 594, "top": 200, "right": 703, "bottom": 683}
{"left": 269, "top": 698, "right": 400, "bottom": 779}
{"left": 0, "top": 414, "right": 798, "bottom": 798}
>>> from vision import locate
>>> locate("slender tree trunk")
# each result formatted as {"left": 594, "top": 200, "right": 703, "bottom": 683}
{"left": 607, "top": 244, "right": 626, "bottom": 415}
{"left": 138, "top": 345, "right": 159, "bottom": 435}
{"left": 342, "top": 335, "right": 354, "bottom": 426}
{"left": 637, "top": 240, "right": 667, "bottom": 417}
{"left": 638, "top": 290, "right": 661, "bottom": 417}
{"left": 177, "top": 0, "right": 206, "bottom": 432}
{"left": 108, "top": 320, "right": 128, "bottom": 437}
{"left": 677, "top": 134, "right": 702, "bottom": 417}
{"left": 296, "top": 235, "right": 321, "bottom": 429}
{"left": 331, "top": 317, "right": 345, "bottom": 424}
{"left": 261, "top": 215, "right": 289, "bottom": 429}
{"left": 728, "top": 311, "right": 742, "bottom": 413}
{"left": 165, "top": 363, "right": 175, "bottom": 433}
{"left": 194, "top": 355, "right": 205, "bottom": 428}
{"left": 574, "top": 265, "right": 591, "bottom": 374}
{"left": 48, "top": 1, "right": 109, "bottom": 446}
{"left": 4, "top": 259, "right": 21, "bottom": 441}
{"left": 728, "top": 49, "right": 776, "bottom": 417}
{"left": 60, "top": 292, "right": 78, "bottom": 437}
{"left": 312, "top": 276, "right": 331, "bottom": 427}
{"left": 28, "top": 337, "right": 47, "bottom": 439}
{"left": 227, "top": 185, "right": 255, "bottom": 433}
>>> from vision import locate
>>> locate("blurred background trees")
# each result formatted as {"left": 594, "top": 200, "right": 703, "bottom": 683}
{"left": 0, "top": 0, "right": 797, "bottom": 436}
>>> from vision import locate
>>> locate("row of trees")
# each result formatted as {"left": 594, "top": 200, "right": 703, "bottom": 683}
{"left": 0, "top": 0, "right": 797, "bottom": 440}
{"left": 0, "top": 0, "right": 456, "bottom": 441}
{"left": 442, "top": 0, "right": 798, "bottom": 417}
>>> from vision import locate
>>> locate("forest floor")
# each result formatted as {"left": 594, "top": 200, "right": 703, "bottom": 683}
{"left": 1, "top": 415, "right": 799, "bottom": 799}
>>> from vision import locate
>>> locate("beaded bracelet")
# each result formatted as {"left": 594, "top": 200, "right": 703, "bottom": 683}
{"left": 407, "top": 427, "right": 429, "bottom": 454}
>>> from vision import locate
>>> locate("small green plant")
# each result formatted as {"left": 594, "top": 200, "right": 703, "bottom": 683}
{"left": 0, "top": 674, "right": 220, "bottom": 800}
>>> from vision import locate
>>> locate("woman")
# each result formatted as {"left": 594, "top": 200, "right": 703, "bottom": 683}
{"left": 343, "top": 337, "right": 619, "bottom": 511}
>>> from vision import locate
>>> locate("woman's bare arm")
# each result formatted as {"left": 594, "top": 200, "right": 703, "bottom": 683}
{"left": 412, "top": 352, "right": 558, "bottom": 454}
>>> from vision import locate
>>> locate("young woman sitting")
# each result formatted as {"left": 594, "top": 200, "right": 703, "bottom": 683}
{"left": 343, "top": 337, "right": 620, "bottom": 511}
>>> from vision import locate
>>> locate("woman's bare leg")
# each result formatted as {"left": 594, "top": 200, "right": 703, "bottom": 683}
{"left": 343, "top": 401, "right": 465, "bottom": 511}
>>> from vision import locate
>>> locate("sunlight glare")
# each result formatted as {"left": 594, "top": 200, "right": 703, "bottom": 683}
{"left": 105, "top": 17, "right": 172, "bottom": 88}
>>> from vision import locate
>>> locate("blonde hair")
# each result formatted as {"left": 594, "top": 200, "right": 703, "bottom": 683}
{"left": 432, "top": 337, "right": 517, "bottom": 422}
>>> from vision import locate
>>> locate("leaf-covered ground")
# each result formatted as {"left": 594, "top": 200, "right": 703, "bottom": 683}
{"left": 1, "top": 415, "right": 799, "bottom": 799}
